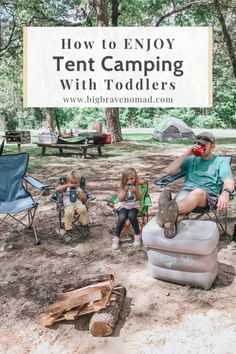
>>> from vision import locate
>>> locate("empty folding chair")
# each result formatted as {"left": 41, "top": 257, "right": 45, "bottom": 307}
{"left": 0, "top": 153, "right": 53, "bottom": 247}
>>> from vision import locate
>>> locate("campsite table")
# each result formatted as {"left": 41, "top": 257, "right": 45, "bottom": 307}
{"left": 34, "top": 142, "right": 104, "bottom": 159}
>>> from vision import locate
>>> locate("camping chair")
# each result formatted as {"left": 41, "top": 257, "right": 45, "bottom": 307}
{"left": 0, "top": 153, "right": 53, "bottom": 247}
{"left": 107, "top": 181, "right": 152, "bottom": 237}
{"left": 154, "top": 156, "right": 235, "bottom": 237}
{"left": 51, "top": 176, "right": 96, "bottom": 240}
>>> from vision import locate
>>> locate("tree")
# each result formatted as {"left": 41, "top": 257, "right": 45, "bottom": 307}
{"left": 93, "top": 0, "right": 122, "bottom": 142}
{"left": 213, "top": 0, "right": 236, "bottom": 79}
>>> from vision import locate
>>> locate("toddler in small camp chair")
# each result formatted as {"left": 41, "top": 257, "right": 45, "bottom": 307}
{"left": 55, "top": 170, "right": 90, "bottom": 243}
{"left": 112, "top": 168, "right": 142, "bottom": 250}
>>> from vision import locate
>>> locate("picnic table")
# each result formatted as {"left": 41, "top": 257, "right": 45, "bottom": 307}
{"left": 35, "top": 141, "right": 104, "bottom": 159}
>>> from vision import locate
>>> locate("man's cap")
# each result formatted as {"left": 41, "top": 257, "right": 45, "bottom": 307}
{"left": 195, "top": 131, "right": 215, "bottom": 144}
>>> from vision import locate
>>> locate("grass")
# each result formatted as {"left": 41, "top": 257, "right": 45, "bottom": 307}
{"left": 2, "top": 130, "right": 236, "bottom": 161}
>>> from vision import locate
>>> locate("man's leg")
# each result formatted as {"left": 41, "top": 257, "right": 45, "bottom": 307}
{"left": 176, "top": 189, "right": 208, "bottom": 216}
{"left": 164, "top": 189, "right": 208, "bottom": 239}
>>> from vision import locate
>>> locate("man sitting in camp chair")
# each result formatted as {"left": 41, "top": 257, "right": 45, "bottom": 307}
{"left": 157, "top": 132, "right": 235, "bottom": 238}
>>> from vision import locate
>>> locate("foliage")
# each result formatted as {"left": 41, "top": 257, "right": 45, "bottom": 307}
{"left": 0, "top": 0, "right": 236, "bottom": 131}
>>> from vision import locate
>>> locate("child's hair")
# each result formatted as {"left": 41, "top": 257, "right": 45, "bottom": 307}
{"left": 120, "top": 168, "right": 139, "bottom": 191}
{"left": 67, "top": 170, "right": 81, "bottom": 182}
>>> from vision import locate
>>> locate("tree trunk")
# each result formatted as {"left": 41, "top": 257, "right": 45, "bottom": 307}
{"left": 94, "top": 0, "right": 123, "bottom": 142}
{"left": 213, "top": 0, "right": 236, "bottom": 79}
{"left": 89, "top": 285, "right": 126, "bottom": 336}
{"left": 44, "top": 107, "right": 55, "bottom": 131}
{"left": 111, "top": 0, "right": 120, "bottom": 26}
{"left": 105, "top": 107, "right": 122, "bottom": 142}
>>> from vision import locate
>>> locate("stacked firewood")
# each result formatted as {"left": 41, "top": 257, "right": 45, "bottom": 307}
{"left": 40, "top": 274, "right": 126, "bottom": 336}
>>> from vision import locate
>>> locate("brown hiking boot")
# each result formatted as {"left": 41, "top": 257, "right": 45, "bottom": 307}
{"left": 164, "top": 200, "right": 179, "bottom": 238}
{"left": 156, "top": 189, "right": 172, "bottom": 227}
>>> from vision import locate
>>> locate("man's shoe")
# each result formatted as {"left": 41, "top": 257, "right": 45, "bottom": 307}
{"left": 164, "top": 200, "right": 179, "bottom": 238}
{"left": 80, "top": 225, "right": 90, "bottom": 239}
{"left": 112, "top": 236, "right": 120, "bottom": 250}
{"left": 63, "top": 230, "right": 73, "bottom": 244}
{"left": 133, "top": 234, "right": 142, "bottom": 248}
{"left": 156, "top": 189, "right": 172, "bottom": 227}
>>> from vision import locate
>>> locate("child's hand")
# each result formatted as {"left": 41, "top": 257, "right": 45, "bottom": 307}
{"left": 68, "top": 182, "right": 79, "bottom": 188}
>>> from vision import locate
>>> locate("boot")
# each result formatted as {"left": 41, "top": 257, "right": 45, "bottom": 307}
{"left": 163, "top": 200, "right": 179, "bottom": 238}
{"left": 80, "top": 225, "right": 90, "bottom": 239}
{"left": 63, "top": 230, "right": 73, "bottom": 244}
{"left": 156, "top": 189, "right": 172, "bottom": 227}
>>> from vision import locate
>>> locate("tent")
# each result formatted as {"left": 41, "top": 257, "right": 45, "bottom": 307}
{"left": 153, "top": 117, "right": 195, "bottom": 141}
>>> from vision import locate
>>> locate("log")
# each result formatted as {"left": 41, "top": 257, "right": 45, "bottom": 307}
{"left": 43, "top": 289, "right": 102, "bottom": 314}
{"left": 57, "top": 280, "right": 112, "bottom": 301}
{"left": 40, "top": 290, "right": 102, "bottom": 326}
{"left": 63, "top": 273, "right": 114, "bottom": 292}
{"left": 89, "top": 285, "right": 126, "bottom": 337}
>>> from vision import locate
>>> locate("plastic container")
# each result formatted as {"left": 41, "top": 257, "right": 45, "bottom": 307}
{"left": 69, "top": 187, "right": 77, "bottom": 203}
{"left": 102, "top": 133, "right": 112, "bottom": 144}
{"left": 192, "top": 143, "right": 206, "bottom": 157}
{"left": 38, "top": 132, "right": 58, "bottom": 143}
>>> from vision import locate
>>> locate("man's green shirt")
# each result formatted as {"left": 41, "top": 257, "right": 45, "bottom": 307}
{"left": 180, "top": 156, "right": 233, "bottom": 196}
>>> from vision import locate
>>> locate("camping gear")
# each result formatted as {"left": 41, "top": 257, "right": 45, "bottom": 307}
{"left": 0, "top": 153, "right": 53, "bottom": 247}
{"left": 153, "top": 117, "right": 195, "bottom": 141}
{"left": 38, "top": 132, "right": 58, "bottom": 143}
{"left": 142, "top": 218, "right": 219, "bottom": 289}
{"left": 93, "top": 133, "right": 112, "bottom": 144}
{"left": 5, "top": 131, "right": 31, "bottom": 144}
{"left": 192, "top": 143, "right": 206, "bottom": 157}
{"left": 154, "top": 156, "right": 235, "bottom": 237}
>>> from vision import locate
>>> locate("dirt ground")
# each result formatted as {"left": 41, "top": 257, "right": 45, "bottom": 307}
{"left": 0, "top": 141, "right": 236, "bottom": 354}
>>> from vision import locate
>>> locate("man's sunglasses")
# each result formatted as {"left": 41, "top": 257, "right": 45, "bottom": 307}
{"left": 195, "top": 135, "right": 214, "bottom": 143}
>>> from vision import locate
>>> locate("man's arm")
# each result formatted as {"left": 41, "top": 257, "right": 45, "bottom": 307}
{"left": 217, "top": 177, "right": 235, "bottom": 213}
{"left": 166, "top": 148, "right": 193, "bottom": 175}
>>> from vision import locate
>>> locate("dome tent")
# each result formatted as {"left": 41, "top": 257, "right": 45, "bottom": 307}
{"left": 153, "top": 117, "right": 195, "bottom": 141}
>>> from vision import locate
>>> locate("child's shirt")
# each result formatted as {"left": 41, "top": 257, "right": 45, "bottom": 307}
{"left": 116, "top": 193, "right": 140, "bottom": 210}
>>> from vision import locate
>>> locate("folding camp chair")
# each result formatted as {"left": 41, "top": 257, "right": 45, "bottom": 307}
{"left": 51, "top": 176, "right": 96, "bottom": 240}
{"left": 107, "top": 181, "right": 152, "bottom": 237}
{"left": 0, "top": 153, "right": 53, "bottom": 247}
{"left": 154, "top": 156, "right": 235, "bottom": 237}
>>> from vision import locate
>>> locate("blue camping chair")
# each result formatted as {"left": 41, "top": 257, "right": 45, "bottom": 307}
{"left": 154, "top": 156, "right": 235, "bottom": 237}
{"left": 0, "top": 153, "right": 53, "bottom": 247}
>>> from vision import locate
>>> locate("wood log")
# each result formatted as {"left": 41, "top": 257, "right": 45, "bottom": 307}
{"left": 63, "top": 273, "right": 114, "bottom": 292}
{"left": 43, "top": 289, "right": 102, "bottom": 314}
{"left": 57, "top": 280, "right": 112, "bottom": 301}
{"left": 89, "top": 285, "right": 126, "bottom": 337}
{"left": 40, "top": 310, "right": 64, "bottom": 326}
